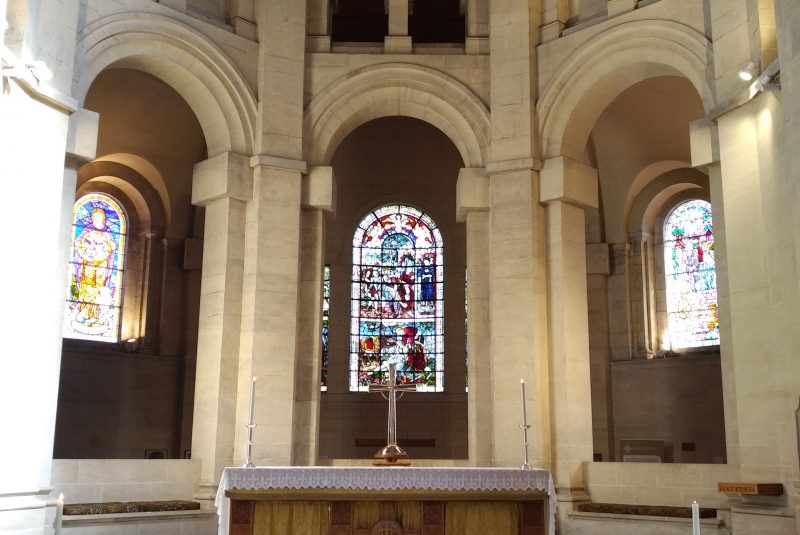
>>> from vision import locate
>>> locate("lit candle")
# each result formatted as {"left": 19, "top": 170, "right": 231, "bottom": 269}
{"left": 520, "top": 379, "right": 528, "bottom": 427}
{"left": 247, "top": 377, "right": 257, "bottom": 427}
{"left": 53, "top": 493, "right": 64, "bottom": 535}
{"left": 691, "top": 500, "right": 700, "bottom": 535}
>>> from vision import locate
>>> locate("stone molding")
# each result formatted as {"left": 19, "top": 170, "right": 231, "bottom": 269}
{"left": 304, "top": 63, "right": 490, "bottom": 167}
{"left": 456, "top": 167, "right": 488, "bottom": 222}
{"left": 74, "top": 12, "right": 256, "bottom": 156}
{"left": 485, "top": 157, "right": 542, "bottom": 176}
{"left": 538, "top": 19, "right": 714, "bottom": 160}
{"left": 539, "top": 156, "right": 598, "bottom": 208}
{"left": 65, "top": 108, "right": 99, "bottom": 163}
{"left": 303, "top": 166, "right": 337, "bottom": 213}
{"left": 249, "top": 154, "right": 308, "bottom": 174}
{"left": 192, "top": 151, "right": 253, "bottom": 205}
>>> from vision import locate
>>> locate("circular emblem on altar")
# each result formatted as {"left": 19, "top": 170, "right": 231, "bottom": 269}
{"left": 371, "top": 519, "right": 403, "bottom": 535}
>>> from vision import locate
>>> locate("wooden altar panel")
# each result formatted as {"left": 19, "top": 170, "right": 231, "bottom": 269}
{"left": 230, "top": 500, "right": 255, "bottom": 535}
{"left": 332, "top": 502, "right": 354, "bottom": 535}
{"left": 520, "top": 501, "right": 544, "bottom": 535}
{"left": 421, "top": 502, "right": 444, "bottom": 535}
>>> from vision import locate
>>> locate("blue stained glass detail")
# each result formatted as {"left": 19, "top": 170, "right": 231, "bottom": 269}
{"left": 63, "top": 193, "right": 127, "bottom": 343}
{"left": 664, "top": 199, "right": 719, "bottom": 349}
{"left": 350, "top": 205, "right": 444, "bottom": 392}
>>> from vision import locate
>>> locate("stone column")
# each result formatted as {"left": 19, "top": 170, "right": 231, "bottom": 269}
{"left": 227, "top": 0, "right": 257, "bottom": 40}
{"left": 240, "top": 0, "right": 308, "bottom": 467}
{"left": 607, "top": 243, "right": 633, "bottom": 360}
{"left": 457, "top": 168, "right": 492, "bottom": 466}
{"left": 540, "top": 156, "right": 598, "bottom": 499}
{"left": 306, "top": 0, "right": 330, "bottom": 52}
{"left": 292, "top": 166, "right": 336, "bottom": 464}
{"left": 190, "top": 152, "right": 252, "bottom": 495}
{"left": 488, "top": 0, "right": 546, "bottom": 468}
{"left": 466, "top": 0, "right": 489, "bottom": 54}
{"left": 539, "top": 0, "right": 569, "bottom": 43}
{"left": 385, "top": 0, "right": 412, "bottom": 53}
{"left": 235, "top": 156, "right": 305, "bottom": 466}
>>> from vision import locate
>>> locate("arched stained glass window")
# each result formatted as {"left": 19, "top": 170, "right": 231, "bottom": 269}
{"left": 350, "top": 205, "right": 444, "bottom": 392}
{"left": 663, "top": 199, "right": 719, "bottom": 349}
{"left": 64, "top": 193, "right": 127, "bottom": 342}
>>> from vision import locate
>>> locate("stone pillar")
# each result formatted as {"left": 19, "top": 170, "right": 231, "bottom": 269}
{"left": 607, "top": 243, "right": 633, "bottom": 360}
{"left": 540, "top": 156, "right": 597, "bottom": 499}
{"left": 385, "top": 0, "right": 412, "bottom": 53}
{"left": 306, "top": 0, "right": 331, "bottom": 52}
{"left": 457, "top": 168, "right": 492, "bottom": 466}
{"left": 190, "top": 152, "right": 252, "bottom": 495}
{"left": 466, "top": 0, "right": 489, "bottom": 54}
{"left": 488, "top": 0, "right": 545, "bottom": 468}
{"left": 227, "top": 0, "right": 257, "bottom": 40}
{"left": 292, "top": 166, "right": 336, "bottom": 464}
{"left": 539, "top": 0, "right": 569, "bottom": 43}
{"left": 242, "top": 0, "right": 308, "bottom": 467}
{"left": 236, "top": 156, "right": 305, "bottom": 466}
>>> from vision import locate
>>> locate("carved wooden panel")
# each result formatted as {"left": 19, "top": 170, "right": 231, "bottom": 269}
{"left": 331, "top": 501, "right": 354, "bottom": 535}
{"left": 519, "top": 501, "right": 544, "bottom": 535}
{"left": 230, "top": 500, "right": 254, "bottom": 535}
{"left": 421, "top": 501, "right": 444, "bottom": 535}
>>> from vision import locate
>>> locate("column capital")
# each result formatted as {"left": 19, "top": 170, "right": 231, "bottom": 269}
{"left": 485, "top": 157, "right": 542, "bottom": 176}
{"left": 690, "top": 118, "right": 720, "bottom": 168}
{"left": 250, "top": 154, "right": 307, "bottom": 174}
{"left": 192, "top": 151, "right": 253, "bottom": 206}
{"left": 303, "top": 166, "right": 337, "bottom": 213}
{"left": 456, "top": 167, "right": 488, "bottom": 222}
{"left": 540, "top": 156, "right": 598, "bottom": 209}
{"left": 66, "top": 108, "right": 99, "bottom": 164}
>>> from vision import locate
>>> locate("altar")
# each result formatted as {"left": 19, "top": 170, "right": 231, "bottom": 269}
{"left": 215, "top": 466, "right": 556, "bottom": 535}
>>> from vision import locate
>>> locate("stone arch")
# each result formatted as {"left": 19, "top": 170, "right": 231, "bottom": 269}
{"left": 539, "top": 20, "right": 714, "bottom": 160}
{"left": 627, "top": 168, "right": 708, "bottom": 239}
{"left": 75, "top": 12, "right": 256, "bottom": 157}
{"left": 304, "top": 63, "right": 490, "bottom": 167}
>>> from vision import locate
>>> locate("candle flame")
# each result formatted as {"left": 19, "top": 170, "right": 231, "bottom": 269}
{"left": 520, "top": 378, "right": 524, "bottom": 384}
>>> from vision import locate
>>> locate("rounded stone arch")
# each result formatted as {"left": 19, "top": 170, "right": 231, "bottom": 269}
{"left": 304, "top": 63, "right": 490, "bottom": 167}
{"left": 75, "top": 12, "right": 256, "bottom": 157}
{"left": 539, "top": 20, "right": 714, "bottom": 160}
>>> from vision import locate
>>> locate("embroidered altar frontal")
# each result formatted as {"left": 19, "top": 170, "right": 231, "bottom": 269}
{"left": 216, "top": 467, "right": 556, "bottom": 535}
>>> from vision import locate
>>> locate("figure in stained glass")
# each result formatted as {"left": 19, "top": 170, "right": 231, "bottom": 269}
{"left": 350, "top": 204, "right": 444, "bottom": 392}
{"left": 64, "top": 193, "right": 127, "bottom": 342}
{"left": 664, "top": 199, "right": 719, "bottom": 349}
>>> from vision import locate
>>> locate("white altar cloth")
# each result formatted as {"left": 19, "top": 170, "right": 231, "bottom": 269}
{"left": 215, "top": 466, "right": 556, "bottom": 535}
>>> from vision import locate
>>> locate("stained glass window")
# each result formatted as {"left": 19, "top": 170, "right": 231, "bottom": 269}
{"left": 321, "top": 264, "right": 330, "bottom": 391}
{"left": 663, "top": 199, "right": 719, "bottom": 349}
{"left": 350, "top": 205, "right": 444, "bottom": 392}
{"left": 64, "top": 193, "right": 127, "bottom": 343}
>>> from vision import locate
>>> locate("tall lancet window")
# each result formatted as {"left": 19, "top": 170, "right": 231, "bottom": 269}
{"left": 64, "top": 193, "right": 127, "bottom": 342}
{"left": 663, "top": 199, "right": 719, "bottom": 349}
{"left": 350, "top": 204, "right": 444, "bottom": 392}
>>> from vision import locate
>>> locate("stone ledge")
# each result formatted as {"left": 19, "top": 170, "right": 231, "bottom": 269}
{"left": 63, "top": 508, "right": 216, "bottom": 526}
{"left": 577, "top": 502, "right": 716, "bottom": 518}
{"left": 568, "top": 510, "right": 723, "bottom": 528}
{"left": 64, "top": 500, "right": 200, "bottom": 515}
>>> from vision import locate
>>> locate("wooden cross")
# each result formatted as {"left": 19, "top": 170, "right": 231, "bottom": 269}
{"left": 369, "top": 362, "right": 416, "bottom": 465}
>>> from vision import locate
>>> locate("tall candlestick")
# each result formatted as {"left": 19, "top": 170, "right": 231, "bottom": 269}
{"left": 691, "top": 500, "right": 700, "bottom": 535}
{"left": 247, "top": 376, "right": 257, "bottom": 427}
{"left": 520, "top": 378, "right": 532, "bottom": 469}
{"left": 244, "top": 377, "right": 257, "bottom": 468}
{"left": 53, "top": 493, "right": 64, "bottom": 535}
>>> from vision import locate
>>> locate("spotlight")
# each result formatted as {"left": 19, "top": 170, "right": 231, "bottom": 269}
{"left": 738, "top": 62, "right": 757, "bottom": 82}
{"left": 123, "top": 338, "right": 138, "bottom": 353}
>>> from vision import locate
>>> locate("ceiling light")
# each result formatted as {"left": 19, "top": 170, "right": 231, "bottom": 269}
{"left": 738, "top": 62, "right": 757, "bottom": 82}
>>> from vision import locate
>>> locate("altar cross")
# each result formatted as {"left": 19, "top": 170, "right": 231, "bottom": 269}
{"left": 369, "top": 362, "right": 417, "bottom": 464}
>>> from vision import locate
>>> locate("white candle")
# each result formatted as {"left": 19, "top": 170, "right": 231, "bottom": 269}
{"left": 520, "top": 379, "right": 528, "bottom": 427}
{"left": 247, "top": 377, "right": 257, "bottom": 426}
{"left": 53, "top": 493, "right": 64, "bottom": 535}
{"left": 691, "top": 500, "right": 700, "bottom": 535}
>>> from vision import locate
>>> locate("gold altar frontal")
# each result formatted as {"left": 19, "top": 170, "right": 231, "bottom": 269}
{"left": 226, "top": 487, "right": 548, "bottom": 535}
